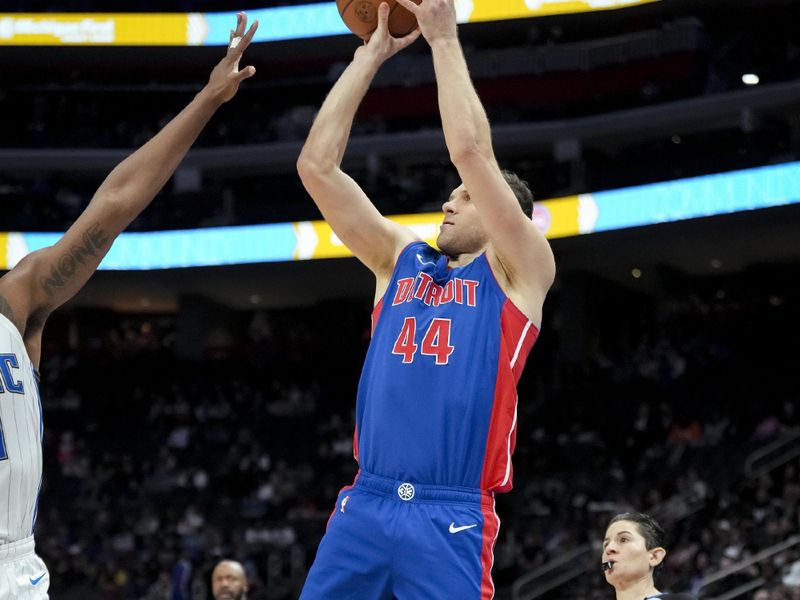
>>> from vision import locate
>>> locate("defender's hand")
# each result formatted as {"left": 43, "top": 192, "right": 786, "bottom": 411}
{"left": 204, "top": 12, "right": 259, "bottom": 105}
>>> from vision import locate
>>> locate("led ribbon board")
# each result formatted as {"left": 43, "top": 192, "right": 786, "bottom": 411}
{"left": 0, "top": 0, "right": 659, "bottom": 46}
{"left": 2, "top": 161, "right": 798, "bottom": 271}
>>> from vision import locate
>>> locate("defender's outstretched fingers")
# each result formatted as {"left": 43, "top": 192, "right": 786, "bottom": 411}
{"left": 228, "top": 12, "right": 257, "bottom": 55}
{"left": 241, "top": 20, "right": 258, "bottom": 47}
{"left": 229, "top": 18, "right": 259, "bottom": 70}
{"left": 229, "top": 12, "right": 243, "bottom": 42}
{"left": 234, "top": 11, "right": 246, "bottom": 36}
{"left": 236, "top": 64, "right": 257, "bottom": 82}
{"left": 228, "top": 14, "right": 243, "bottom": 51}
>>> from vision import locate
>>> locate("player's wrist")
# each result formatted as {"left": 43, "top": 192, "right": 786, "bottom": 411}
{"left": 352, "top": 49, "right": 385, "bottom": 73}
{"left": 428, "top": 33, "right": 460, "bottom": 50}
{"left": 195, "top": 85, "right": 228, "bottom": 109}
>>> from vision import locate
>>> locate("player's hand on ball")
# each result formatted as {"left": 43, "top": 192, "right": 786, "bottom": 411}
{"left": 395, "top": 0, "right": 457, "bottom": 45}
{"left": 356, "top": 2, "right": 421, "bottom": 64}
{"left": 205, "top": 12, "right": 259, "bottom": 104}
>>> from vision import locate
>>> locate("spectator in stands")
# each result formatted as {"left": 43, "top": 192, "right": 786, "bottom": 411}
{"left": 211, "top": 560, "right": 249, "bottom": 600}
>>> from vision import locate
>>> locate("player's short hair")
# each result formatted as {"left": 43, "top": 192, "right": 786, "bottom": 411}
{"left": 502, "top": 170, "right": 534, "bottom": 219}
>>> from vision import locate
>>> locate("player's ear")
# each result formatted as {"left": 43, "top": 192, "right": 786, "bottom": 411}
{"left": 649, "top": 547, "right": 666, "bottom": 568}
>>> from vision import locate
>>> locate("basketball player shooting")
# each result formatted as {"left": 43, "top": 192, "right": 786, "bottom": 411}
{"left": 296, "top": 1, "right": 555, "bottom": 598}
{"left": 0, "top": 13, "right": 257, "bottom": 598}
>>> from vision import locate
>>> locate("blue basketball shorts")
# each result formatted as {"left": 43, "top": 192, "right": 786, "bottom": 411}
{"left": 299, "top": 471, "right": 501, "bottom": 600}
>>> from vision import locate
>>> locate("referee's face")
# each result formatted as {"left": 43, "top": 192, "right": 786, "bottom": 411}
{"left": 602, "top": 520, "right": 657, "bottom": 585}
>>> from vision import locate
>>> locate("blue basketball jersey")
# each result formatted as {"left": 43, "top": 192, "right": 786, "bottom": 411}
{"left": 0, "top": 313, "right": 44, "bottom": 546}
{"left": 354, "top": 242, "right": 539, "bottom": 492}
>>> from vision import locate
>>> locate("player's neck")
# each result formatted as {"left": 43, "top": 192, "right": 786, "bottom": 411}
{"left": 614, "top": 578, "right": 660, "bottom": 600}
{"left": 446, "top": 247, "right": 486, "bottom": 268}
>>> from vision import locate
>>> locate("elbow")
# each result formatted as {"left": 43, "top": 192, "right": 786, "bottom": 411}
{"left": 295, "top": 152, "right": 316, "bottom": 179}
{"left": 296, "top": 152, "right": 334, "bottom": 183}
{"left": 448, "top": 142, "right": 487, "bottom": 170}
{"left": 91, "top": 183, "right": 137, "bottom": 222}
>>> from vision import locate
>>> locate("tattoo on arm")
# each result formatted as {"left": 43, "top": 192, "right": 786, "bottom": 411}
{"left": 39, "top": 222, "right": 111, "bottom": 298}
{"left": 0, "top": 295, "right": 15, "bottom": 324}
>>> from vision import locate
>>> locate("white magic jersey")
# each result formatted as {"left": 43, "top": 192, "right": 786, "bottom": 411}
{"left": 0, "top": 313, "right": 43, "bottom": 545}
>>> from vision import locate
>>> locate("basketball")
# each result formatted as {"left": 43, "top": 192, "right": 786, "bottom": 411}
{"left": 336, "top": 0, "right": 422, "bottom": 41}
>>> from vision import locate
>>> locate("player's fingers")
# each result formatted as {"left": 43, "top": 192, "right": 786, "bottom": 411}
{"left": 235, "top": 11, "right": 246, "bottom": 37}
{"left": 235, "top": 20, "right": 258, "bottom": 54}
{"left": 395, "top": 0, "right": 420, "bottom": 14}
{"left": 229, "top": 20, "right": 257, "bottom": 56}
{"left": 242, "top": 20, "right": 258, "bottom": 45}
{"left": 228, "top": 13, "right": 245, "bottom": 53}
{"left": 397, "top": 27, "right": 421, "bottom": 48}
{"left": 376, "top": 2, "right": 391, "bottom": 31}
{"left": 236, "top": 65, "right": 257, "bottom": 82}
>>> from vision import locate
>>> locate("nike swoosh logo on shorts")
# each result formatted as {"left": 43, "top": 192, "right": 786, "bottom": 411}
{"left": 449, "top": 522, "right": 478, "bottom": 534}
{"left": 30, "top": 573, "right": 46, "bottom": 586}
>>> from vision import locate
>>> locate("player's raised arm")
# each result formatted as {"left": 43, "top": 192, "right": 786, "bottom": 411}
{"left": 397, "top": 0, "right": 555, "bottom": 324}
{"left": 0, "top": 13, "right": 258, "bottom": 366}
{"left": 296, "top": 3, "right": 420, "bottom": 283}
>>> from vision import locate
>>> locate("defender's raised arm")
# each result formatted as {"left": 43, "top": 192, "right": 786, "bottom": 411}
{"left": 0, "top": 12, "right": 258, "bottom": 367}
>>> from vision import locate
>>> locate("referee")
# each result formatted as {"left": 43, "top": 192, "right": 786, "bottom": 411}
{"left": 602, "top": 512, "right": 697, "bottom": 600}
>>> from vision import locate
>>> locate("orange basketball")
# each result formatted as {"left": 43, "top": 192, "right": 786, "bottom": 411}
{"left": 336, "top": 0, "right": 422, "bottom": 41}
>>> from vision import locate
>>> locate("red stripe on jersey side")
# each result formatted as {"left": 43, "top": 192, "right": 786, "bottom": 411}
{"left": 324, "top": 470, "right": 361, "bottom": 531}
{"left": 480, "top": 498, "right": 500, "bottom": 600}
{"left": 503, "top": 299, "right": 539, "bottom": 380}
{"left": 371, "top": 298, "right": 384, "bottom": 335}
{"left": 480, "top": 299, "right": 539, "bottom": 492}
{"left": 357, "top": 300, "right": 384, "bottom": 462}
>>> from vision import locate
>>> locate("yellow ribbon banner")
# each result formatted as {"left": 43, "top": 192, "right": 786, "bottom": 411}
{"left": 460, "top": 0, "right": 659, "bottom": 23}
{"left": 0, "top": 13, "right": 198, "bottom": 46}
{"left": 0, "top": 1, "right": 659, "bottom": 47}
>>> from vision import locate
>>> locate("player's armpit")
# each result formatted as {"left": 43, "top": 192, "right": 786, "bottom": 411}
{"left": 0, "top": 293, "right": 17, "bottom": 325}
{"left": 489, "top": 246, "right": 552, "bottom": 327}
{"left": 0, "top": 254, "right": 41, "bottom": 336}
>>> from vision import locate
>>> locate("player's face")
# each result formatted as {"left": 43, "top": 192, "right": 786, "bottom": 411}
{"left": 601, "top": 520, "right": 662, "bottom": 587}
{"left": 436, "top": 184, "right": 488, "bottom": 257}
{"left": 212, "top": 561, "right": 248, "bottom": 600}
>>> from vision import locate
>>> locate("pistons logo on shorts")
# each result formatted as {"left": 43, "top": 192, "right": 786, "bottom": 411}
{"left": 397, "top": 483, "right": 415, "bottom": 501}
